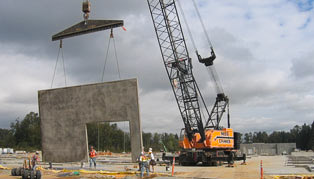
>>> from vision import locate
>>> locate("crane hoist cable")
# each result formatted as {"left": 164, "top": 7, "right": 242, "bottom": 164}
{"left": 207, "top": 64, "right": 224, "bottom": 94}
{"left": 179, "top": 0, "right": 225, "bottom": 95}
{"left": 178, "top": 0, "right": 212, "bottom": 116}
{"left": 191, "top": 0, "right": 225, "bottom": 94}
{"left": 112, "top": 34, "right": 121, "bottom": 80}
{"left": 99, "top": 28, "right": 123, "bottom": 151}
{"left": 101, "top": 29, "right": 122, "bottom": 82}
{"left": 191, "top": 0, "right": 213, "bottom": 49}
{"left": 51, "top": 40, "right": 67, "bottom": 88}
{"left": 101, "top": 35, "right": 112, "bottom": 82}
{"left": 110, "top": 29, "right": 125, "bottom": 150}
{"left": 177, "top": 0, "right": 197, "bottom": 53}
{"left": 177, "top": 0, "right": 214, "bottom": 52}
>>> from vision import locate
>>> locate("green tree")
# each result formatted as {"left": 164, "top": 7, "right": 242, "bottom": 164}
{"left": 87, "top": 122, "right": 131, "bottom": 152}
{"left": 238, "top": 133, "right": 243, "bottom": 144}
{"left": 9, "top": 112, "right": 41, "bottom": 150}
{"left": 152, "top": 133, "right": 162, "bottom": 151}
{"left": 307, "top": 122, "right": 314, "bottom": 150}
{"left": 253, "top": 131, "right": 268, "bottom": 143}
{"left": 299, "top": 123, "right": 311, "bottom": 150}
{"left": 290, "top": 125, "right": 300, "bottom": 144}
{"left": 244, "top": 132, "right": 253, "bottom": 144}
{"left": 0, "top": 128, "right": 14, "bottom": 147}
{"left": 142, "top": 132, "right": 152, "bottom": 150}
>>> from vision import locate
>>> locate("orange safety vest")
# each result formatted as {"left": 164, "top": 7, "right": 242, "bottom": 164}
{"left": 140, "top": 155, "right": 147, "bottom": 162}
{"left": 89, "top": 149, "right": 96, "bottom": 158}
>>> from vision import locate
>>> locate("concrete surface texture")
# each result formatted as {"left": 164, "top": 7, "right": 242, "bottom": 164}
{"left": 38, "top": 78, "right": 142, "bottom": 163}
{"left": 240, "top": 143, "right": 296, "bottom": 155}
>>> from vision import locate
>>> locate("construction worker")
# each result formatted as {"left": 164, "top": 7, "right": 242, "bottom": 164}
{"left": 139, "top": 151, "right": 149, "bottom": 177}
{"left": 31, "top": 151, "right": 40, "bottom": 171}
{"left": 89, "top": 146, "right": 97, "bottom": 168}
{"left": 137, "top": 147, "right": 145, "bottom": 171}
{"left": 148, "top": 148, "right": 156, "bottom": 173}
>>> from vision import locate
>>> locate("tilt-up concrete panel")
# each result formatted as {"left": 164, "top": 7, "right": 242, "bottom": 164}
{"left": 38, "top": 78, "right": 142, "bottom": 163}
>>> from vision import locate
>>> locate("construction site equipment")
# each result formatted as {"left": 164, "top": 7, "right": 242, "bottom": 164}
{"left": 52, "top": 0, "right": 123, "bottom": 41}
{"left": 51, "top": 1, "right": 124, "bottom": 85}
{"left": 52, "top": 20, "right": 123, "bottom": 41}
{"left": 82, "top": 0, "right": 91, "bottom": 24}
{"left": 11, "top": 158, "right": 42, "bottom": 179}
{"left": 147, "top": 0, "right": 245, "bottom": 165}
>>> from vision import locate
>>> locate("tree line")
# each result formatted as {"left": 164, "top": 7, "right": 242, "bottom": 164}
{"left": 243, "top": 122, "right": 314, "bottom": 150}
{"left": 86, "top": 119, "right": 180, "bottom": 152}
{"left": 0, "top": 112, "right": 41, "bottom": 150}
{"left": 0, "top": 112, "right": 180, "bottom": 152}
{"left": 0, "top": 112, "right": 313, "bottom": 152}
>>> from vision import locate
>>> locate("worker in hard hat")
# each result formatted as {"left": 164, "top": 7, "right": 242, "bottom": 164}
{"left": 137, "top": 146, "right": 145, "bottom": 171}
{"left": 31, "top": 151, "right": 40, "bottom": 171}
{"left": 89, "top": 146, "right": 97, "bottom": 169}
{"left": 148, "top": 148, "right": 156, "bottom": 173}
{"left": 139, "top": 151, "right": 149, "bottom": 177}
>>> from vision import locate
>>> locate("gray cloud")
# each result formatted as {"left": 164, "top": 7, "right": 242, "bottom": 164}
{"left": 0, "top": 0, "right": 313, "bottom": 134}
{"left": 291, "top": 52, "right": 314, "bottom": 79}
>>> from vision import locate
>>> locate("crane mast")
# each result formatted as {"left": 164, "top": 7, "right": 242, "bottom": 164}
{"left": 147, "top": 0, "right": 246, "bottom": 166}
{"left": 147, "top": 0, "right": 207, "bottom": 142}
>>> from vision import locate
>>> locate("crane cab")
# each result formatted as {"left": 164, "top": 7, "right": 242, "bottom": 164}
{"left": 179, "top": 128, "right": 234, "bottom": 150}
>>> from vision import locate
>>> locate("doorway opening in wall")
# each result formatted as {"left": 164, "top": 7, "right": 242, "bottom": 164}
{"left": 86, "top": 121, "right": 131, "bottom": 154}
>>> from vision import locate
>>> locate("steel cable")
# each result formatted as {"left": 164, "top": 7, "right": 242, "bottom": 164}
{"left": 112, "top": 37, "right": 121, "bottom": 79}
{"left": 177, "top": 0, "right": 198, "bottom": 53}
{"left": 51, "top": 47, "right": 61, "bottom": 88}
{"left": 101, "top": 30, "right": 121, "bottom": 81}
{"left": 191, "top": 0, "right": 213, "bottom": 48}
{"left": 101, "top": 37, "right": 112, "bottom": 82}
{"left": 51, "top": 40, "right": 67, "bottom": 88}
{"left": 100, "top": 30, "right": 123, "bottom": 151}
{"left": 61, "top": 47, "right": 67, "bottom": 86}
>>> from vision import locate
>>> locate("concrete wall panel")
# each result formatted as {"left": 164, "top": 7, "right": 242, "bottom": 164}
{"left": 240, "top": 143, "right": 296, "bottom": 155}
{"left": 38, "top": 79, "right": 142, "bottom": 163}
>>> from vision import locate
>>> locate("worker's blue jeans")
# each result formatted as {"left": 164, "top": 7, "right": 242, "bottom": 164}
{"left": 140, "top": 162, "right": 149, "bottom": 177}
{"left": 32, "top": 165, "right": 37, "bottom": 171}
{"left": 89, "top": 157, "right": 96, "bottom": 168}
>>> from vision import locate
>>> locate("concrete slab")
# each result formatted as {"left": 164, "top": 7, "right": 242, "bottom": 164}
{"left": 38, "top": 78, "right": 142, "bottom": 163}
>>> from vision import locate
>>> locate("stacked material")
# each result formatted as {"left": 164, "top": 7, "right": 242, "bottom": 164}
{"left": 287, "top": 154, "right": 314, "bottom": 172}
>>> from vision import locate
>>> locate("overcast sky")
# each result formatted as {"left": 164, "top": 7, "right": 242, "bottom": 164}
{"left": 0, "top": 0, "right": 313, "bottom": 134}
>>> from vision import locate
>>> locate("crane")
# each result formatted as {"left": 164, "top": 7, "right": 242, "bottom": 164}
{"left": 147, "top": 0, "right": 245, "bottom": 165}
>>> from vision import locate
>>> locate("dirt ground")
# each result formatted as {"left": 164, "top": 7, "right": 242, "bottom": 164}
{"left": 173, "top": 155, "right": 311, "bottom": 179}
{"left": 0, "top": 154, "right": 313, "bottom": 179}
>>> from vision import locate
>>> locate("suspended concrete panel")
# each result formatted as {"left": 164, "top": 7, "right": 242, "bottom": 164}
{"left": 38, "top": 78, "right": 142, "bottom": 163}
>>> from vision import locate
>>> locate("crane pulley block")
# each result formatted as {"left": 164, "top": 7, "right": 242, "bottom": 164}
{"left": 197, "top": 47, "right": 216, "bottom": 67}
{"left": 217, "top": 93, "right": 228, "bottom": 102}
{"left": 82, "top": 1, "right": 91, "bottom": 14}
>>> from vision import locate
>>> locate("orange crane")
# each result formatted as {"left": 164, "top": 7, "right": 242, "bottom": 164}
{"left": 147, "top": 0, "right": 246, "bottom": 165}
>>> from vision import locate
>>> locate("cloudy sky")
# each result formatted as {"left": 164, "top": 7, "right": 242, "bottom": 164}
{"left": 0, "top": 0, "right": 313, "bottom": 134}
